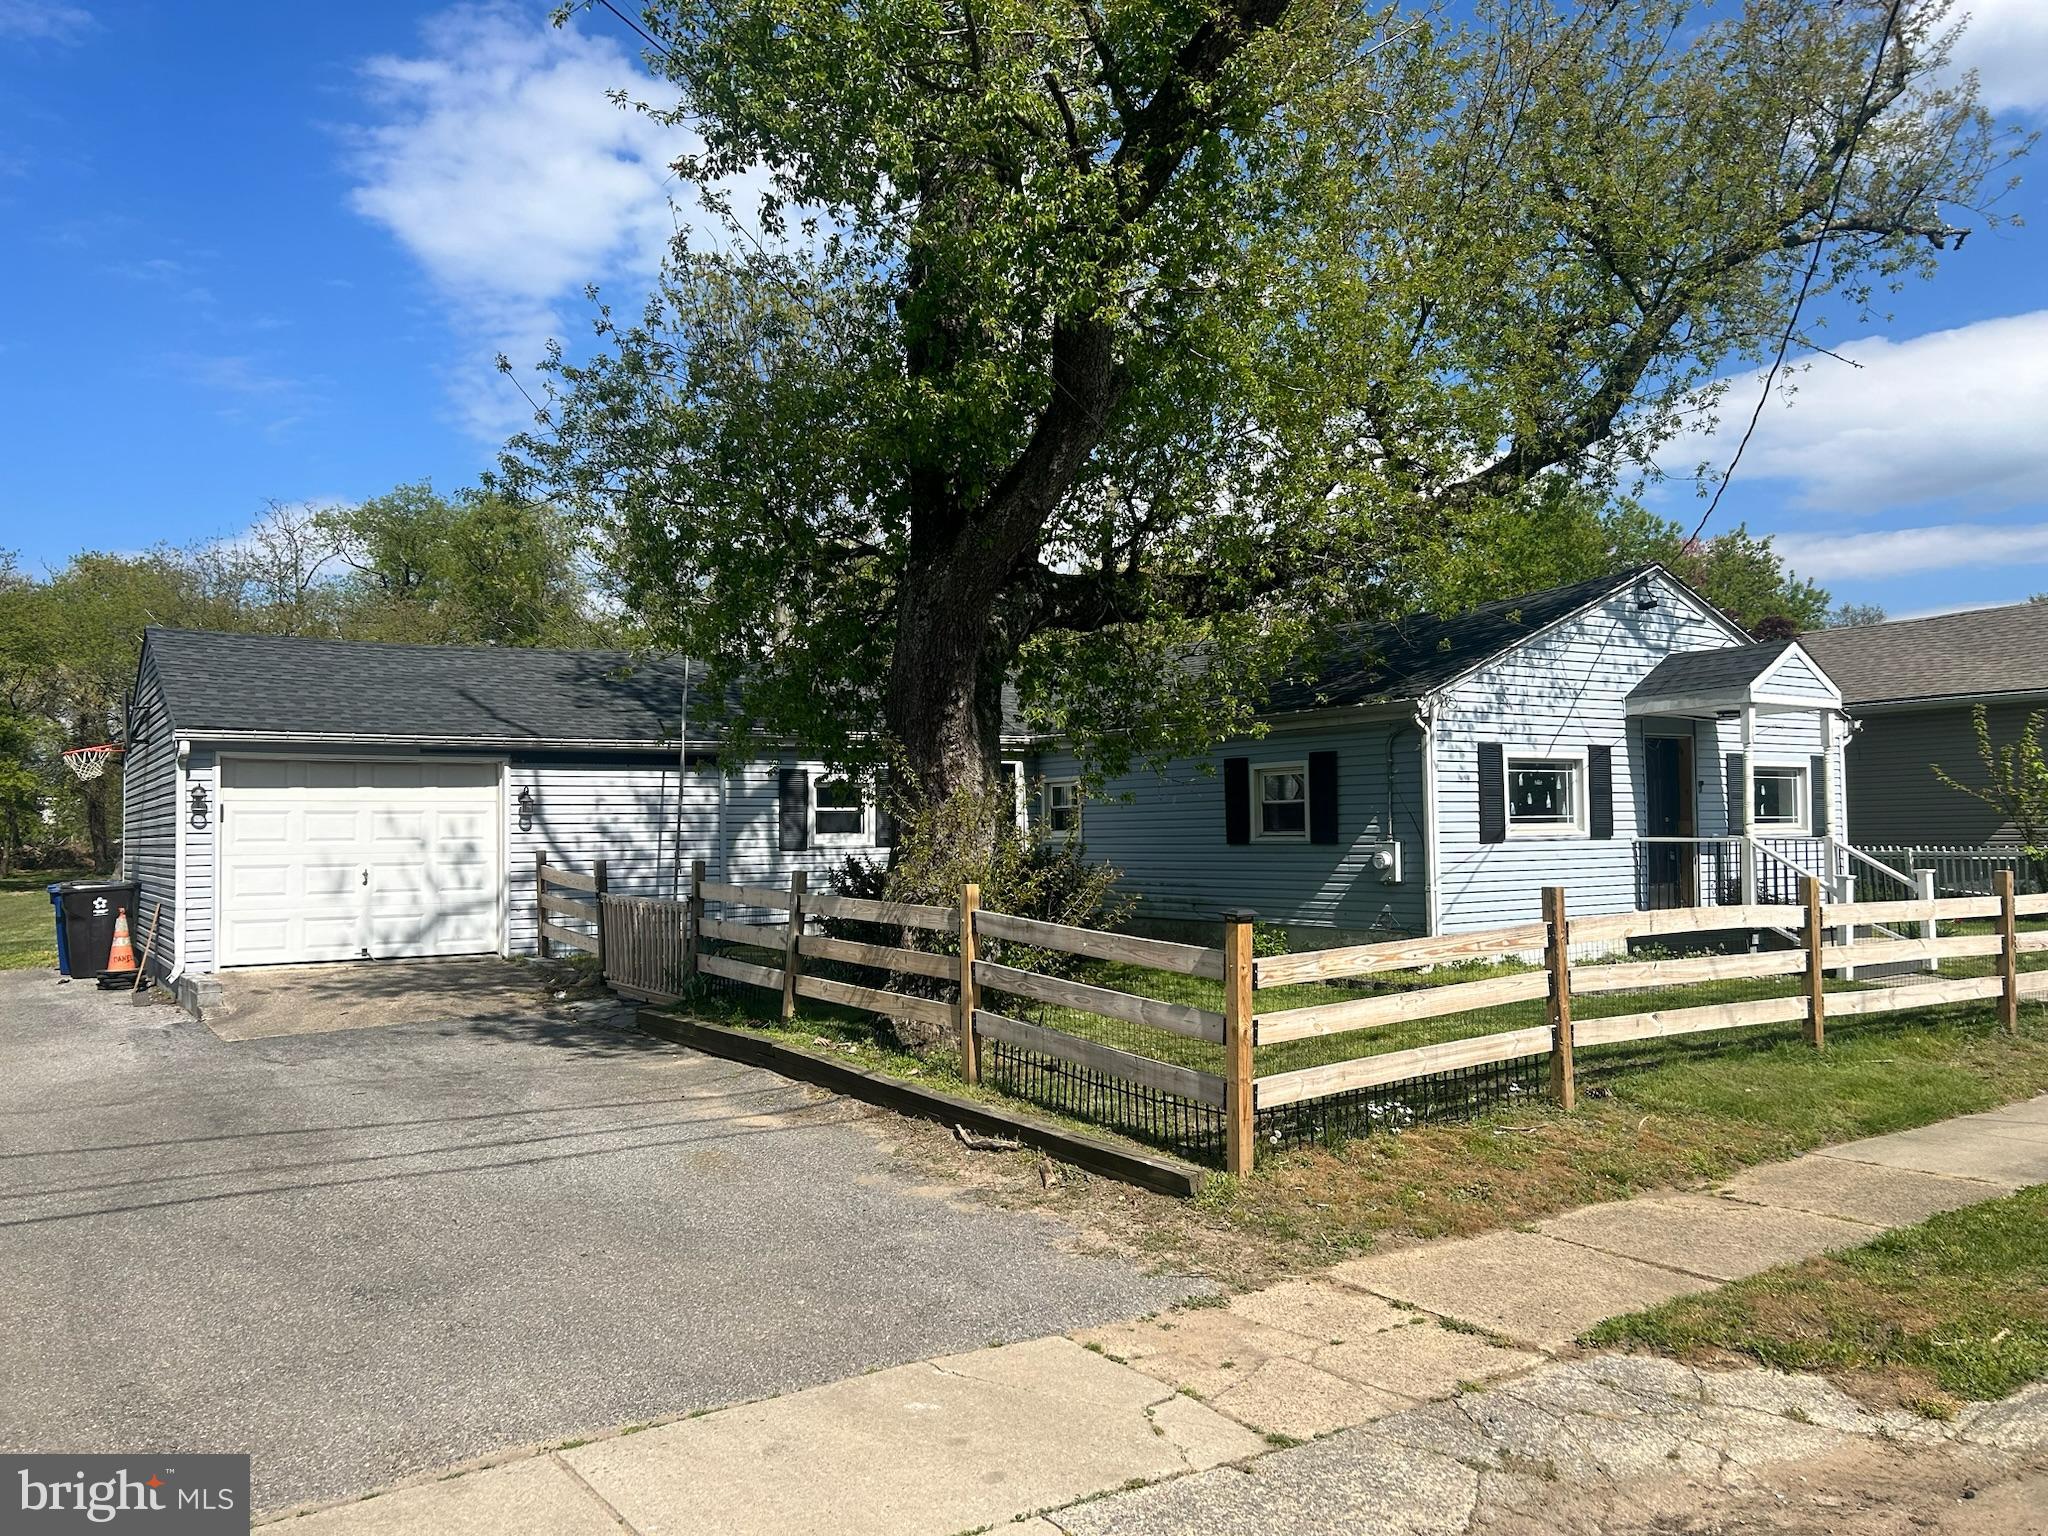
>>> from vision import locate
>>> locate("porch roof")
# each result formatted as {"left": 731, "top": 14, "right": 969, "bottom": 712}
{"left": 1626, "top": 640, "right": 1843, "bottom": 719}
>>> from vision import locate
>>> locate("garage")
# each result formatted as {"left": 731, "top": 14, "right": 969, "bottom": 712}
{"left": 117, "top": 626, "right": 839, "bottom": 999}
{"left": 217, "top": 757, "right": 503, "bottom": 966}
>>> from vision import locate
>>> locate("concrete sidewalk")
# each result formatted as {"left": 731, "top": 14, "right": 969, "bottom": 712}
{"left": 262, "top": 1095, "right": 2048, "bottom": 1535}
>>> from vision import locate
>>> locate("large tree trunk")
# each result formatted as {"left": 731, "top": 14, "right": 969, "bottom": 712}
{"left": 883, "top": 568, "right": 1006, "bottom": 820}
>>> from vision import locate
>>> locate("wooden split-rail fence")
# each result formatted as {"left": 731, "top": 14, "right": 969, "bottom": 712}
{"left": 570, "top": 862, "right": 2048, "bottom": 1176}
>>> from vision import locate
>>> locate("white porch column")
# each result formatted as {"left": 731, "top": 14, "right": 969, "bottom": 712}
{"left": 1739, "top": 705, "right": 1757, "bottom": 906}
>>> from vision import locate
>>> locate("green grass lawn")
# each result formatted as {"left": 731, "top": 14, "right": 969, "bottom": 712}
{"left": 0, "top": 870, "right": 87, "bottom": 971}
{"left": 1587, "top": 1186, "right": 2048, "bottom": 1414}
{"left": 669, "top": 936, "right": 2048, "bottom": 1286}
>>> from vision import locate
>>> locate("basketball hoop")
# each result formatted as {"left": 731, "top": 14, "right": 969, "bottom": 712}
{"left": 62, "top": 744, "right": 124, "bottom": 782}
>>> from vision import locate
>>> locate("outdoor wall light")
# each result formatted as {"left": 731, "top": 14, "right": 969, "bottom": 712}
{"left": 517, "top": 786, "right": 537, "bottom": 831}
{"left": 187, "top": 783, "right": 210, "bottom": 830}
{"left": 1633, "top": 577, "right": 1661, "bottom": 612}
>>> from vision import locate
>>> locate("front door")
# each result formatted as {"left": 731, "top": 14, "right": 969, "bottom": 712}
{"left": 1642, "top": 735, "right": 1695, "bottom": 909}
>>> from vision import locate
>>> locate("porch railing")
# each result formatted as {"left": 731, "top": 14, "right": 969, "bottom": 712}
{"left": 1857, "top": 845, "right": 2047, "bottom": 899}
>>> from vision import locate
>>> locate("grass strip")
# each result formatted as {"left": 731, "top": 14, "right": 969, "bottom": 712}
{"left": 1586, "top": 1185, "right": 2048, "bottom": 1413}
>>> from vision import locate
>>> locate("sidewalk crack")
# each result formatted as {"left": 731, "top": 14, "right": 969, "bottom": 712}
{"left": 549, "top": 1450, "right": 645, "bottom": 1536}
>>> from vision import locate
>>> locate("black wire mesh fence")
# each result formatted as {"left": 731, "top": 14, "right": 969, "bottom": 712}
{"left": 983, "top": 1032, "right": 1543, "bottom": 1166}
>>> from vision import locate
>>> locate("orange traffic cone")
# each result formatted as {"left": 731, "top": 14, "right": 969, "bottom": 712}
{"left": 105, "top": 907, "right": 136, "bottom": 974}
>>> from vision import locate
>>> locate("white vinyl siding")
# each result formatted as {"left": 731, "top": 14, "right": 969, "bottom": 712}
{"left": 504, "top": 757, "right": 716, "bottom": 956}
{"left": 1704, "top": 711, "right": 1837, "bottom": 839}
{"left": 1758, "top": 648, "right": 1839, "bottom": 704}
{"left": 182, "top": 748, "right": 219, "bottom": 970}
{"left": 1433, "top": 573, "right": 1743, "bottom": 933}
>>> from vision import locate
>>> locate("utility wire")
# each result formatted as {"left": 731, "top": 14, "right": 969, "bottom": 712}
{"left": 1688, "top": 0, "right": 1908, "bottom": 547}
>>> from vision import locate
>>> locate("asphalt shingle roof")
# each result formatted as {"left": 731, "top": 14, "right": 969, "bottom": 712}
{"left": 1801, "top": 602, "right": 2048, "bottom": 708}
{"left": 143, "top": 567, "right": 1659, "bottom": 744}
{"left": 145, "top": 628, "right": 707, "bottom": 744}
{"left": 1260, "top": 568, "right": 1651, "bottom": 712}
{"left": 1628, "top": 639, "right": 1795, "bottom": 702}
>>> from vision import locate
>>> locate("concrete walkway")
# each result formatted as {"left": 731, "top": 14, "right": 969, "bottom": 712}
{"left": 261, "top": 1095, "right": 2048, "bottom": 1535}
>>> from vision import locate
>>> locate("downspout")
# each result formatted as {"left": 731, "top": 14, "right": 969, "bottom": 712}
{"left": 1415, "top": 698, "right": 1440, "bottom": 937}
{"left": 168, "top": 738, "right": 188, "bottom": 983}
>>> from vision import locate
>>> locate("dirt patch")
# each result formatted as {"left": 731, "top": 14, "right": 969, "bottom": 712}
{"left": 1486, "top": 1434, "right": 2047, "bottom": 1536}
{"left": 204, "top": 955, "right": 609, "bottom": 1041}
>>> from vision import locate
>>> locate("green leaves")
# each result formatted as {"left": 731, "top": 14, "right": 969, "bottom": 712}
{"left": 515, "top": 0, "right": 2019, "bottom": 803}
{"left": 1934, "top": 706, "right": 2048, "bottom": 859}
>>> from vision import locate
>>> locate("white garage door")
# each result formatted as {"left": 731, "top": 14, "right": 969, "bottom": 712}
{"left": 217, "top": 758, "right": 503, "bottom": 966}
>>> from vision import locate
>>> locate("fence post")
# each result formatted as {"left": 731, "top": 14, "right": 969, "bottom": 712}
{"left": 1802, "top": 874, "right": 1825, "bottom": 1050}
{"left": 958, "top": 883, "right": 981, "bottom": 1084}
{"left": 535, "top": 853, "right": 550, "bottom": 959}
{"left": 1997, "top": 867, "right": 2020, "bottom": 1035}
{"left": 684, "top": 857, "right": 705, "bottom": 982}
{"left": 1223, "top": 910, "right": 1256, "bottom": 1177}
{"left": 592, "top": 858, "right": 609, "bottom": 976}
{"left": 1543, "top": 887, "right": 1574, "bottom": 1110}
{"left": 780, "top": 871, "right": 806, "bottom": 1021}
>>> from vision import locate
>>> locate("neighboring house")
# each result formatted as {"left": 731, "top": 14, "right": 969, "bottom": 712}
{"left": 1803, "top": 601, "right": 2048, "bottom": 847}
{"left": 1027, "top": 566, "right": 1850, "bottom": 938}
{"left": 123, "top": 564, "right": 1859, "bottom": 996}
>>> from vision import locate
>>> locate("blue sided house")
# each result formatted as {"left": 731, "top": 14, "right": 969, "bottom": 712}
{"left": 121, "top": 563, "right": 1870, "bottom": 997}
{"left": 1019, "top": 565, "right": 1861, "bottom": 941}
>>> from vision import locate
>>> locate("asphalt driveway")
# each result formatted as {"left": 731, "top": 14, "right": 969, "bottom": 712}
{"left": 0, "top": 969, "right": 1197, "bottom": 1515}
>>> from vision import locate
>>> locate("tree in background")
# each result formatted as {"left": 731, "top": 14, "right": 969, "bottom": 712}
{"left": 1934, "top": 706, "right": 2048, "bottom": 886}
{"left": 515, "top": 0, "right": 2015, "bottom": 836}
{"left": 0, "top": 484, "right": 612, "bottom": 873}
{"left": 1415, "top": 479, "right": 1831, "bottom": 636}
{"left": 320, "top": 483, "right": 599, "bottom": 647}
{"left": 0, "top": 547, "right": 245, "bottom": 871}
{"left": 1827, "top": 601, "right": 1889, "bottom": 628}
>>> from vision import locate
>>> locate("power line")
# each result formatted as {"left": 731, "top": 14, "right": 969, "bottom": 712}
{"left": 1687, "top": 0, "right": 1908, "bottom": 548}
{"left": 582, "top": 0, "right": 679, "bottom": 70}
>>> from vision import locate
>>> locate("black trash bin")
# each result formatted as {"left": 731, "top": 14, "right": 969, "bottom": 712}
{"left": 55, "top": 881, "right": 140, "bottom": 984}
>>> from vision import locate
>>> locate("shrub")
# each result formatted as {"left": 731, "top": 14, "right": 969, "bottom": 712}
{"left": 824, "top": 776, "right": 1133, "bottom": 1048}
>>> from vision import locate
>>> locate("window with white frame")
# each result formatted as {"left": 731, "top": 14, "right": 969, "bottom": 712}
{"left": 1254, "top": 763, "right": 1309, "bottom": 840}
{"left": 1506, "top": 756, "right": 1584, "bottom": 836}
{"left": 1043, "top": 779, "right": 1080, "bottom": 837}
{"left": 999, "top": 761, "right": 1026, "bottom": 827}
{"left": 1752, "top": 764, "right": 1808, "bottom": 831}
{"left": 812, "top": 773, "right": 868, "bottom": 842}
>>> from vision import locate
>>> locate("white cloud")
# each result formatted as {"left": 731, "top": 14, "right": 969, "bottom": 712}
{"left": 0, "top": 1, "right": 94, "bottom": 45}
{"left": 1948, "top": 0, "right": 2048, "bottom": 115}
{"left": 1657, "top": 311, "right": 2048, "bottom": 514}
{"left": 1774, "top": 520, "right": 2048, "bottom": 582}
{"left": 345, "top": 3, "right": 700, "bottom": 436}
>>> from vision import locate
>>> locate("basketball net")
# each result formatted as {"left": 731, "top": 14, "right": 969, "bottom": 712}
{"left": 62, "top": 744, "right": 123, "bottom": 782}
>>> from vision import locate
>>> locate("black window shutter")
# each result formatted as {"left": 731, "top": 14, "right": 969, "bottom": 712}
{"left": 1477, "top": 742, "right": 1506, "bottom": 845}
{"left": 1223, "top": 757, "right": 1251, "bottom": 845}
{"left": 778, "top": 767, "right": 809, "bottom": 850}
{"left": 1809, "top": 753, "right": 1828, "bottom": 836}
{"left": 1588, "top": 745, "right": 1614, "bottom": 839}
{"left": 1307, "top": 751, "right": 1339, "bottom": 844}
{"left": 1724, "top": 753, "right": 1745, "bottom": 834}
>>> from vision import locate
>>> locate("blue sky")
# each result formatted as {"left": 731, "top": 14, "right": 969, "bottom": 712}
{"left": 1, "top": 0, "right": 2044, "bottom": 620}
